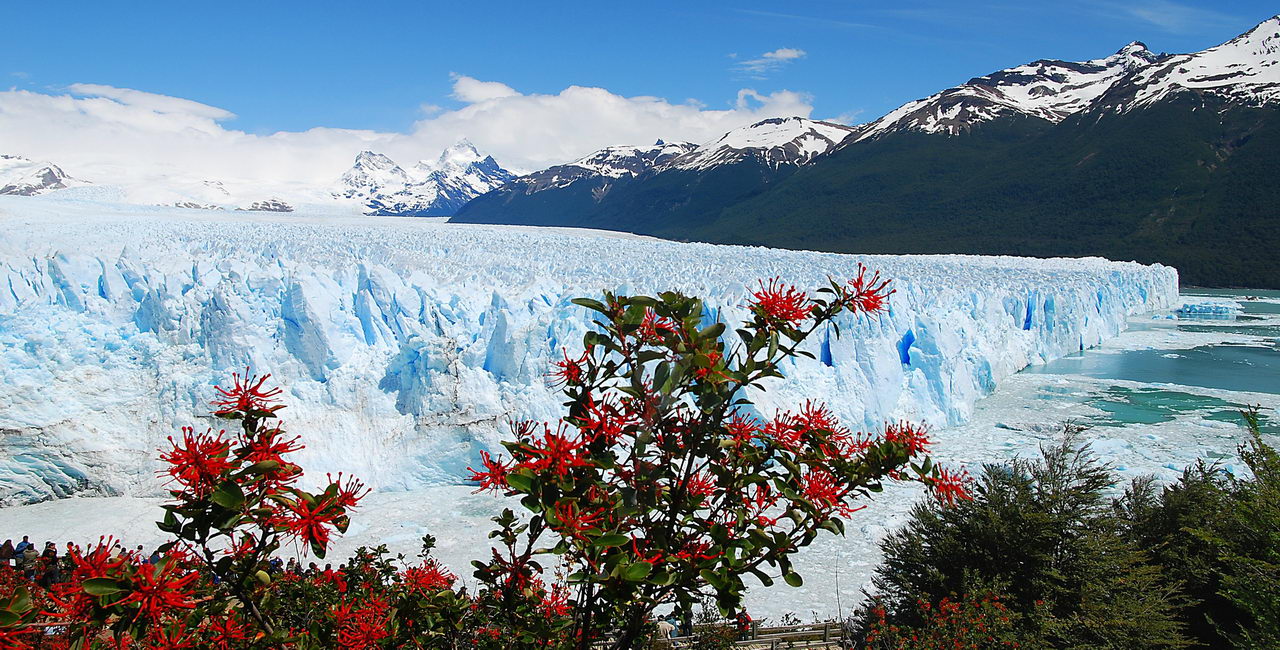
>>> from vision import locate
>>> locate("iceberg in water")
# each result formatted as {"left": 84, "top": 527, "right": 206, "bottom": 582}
{"left": 1175, "top": 298, "right": 1242, "bottom": 317}
{"left": 0, "top": 194, "right": 1178, "bottom": 504}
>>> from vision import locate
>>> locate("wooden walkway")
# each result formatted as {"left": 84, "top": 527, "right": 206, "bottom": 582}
{"left": 664, "top": 620, "right": 846, "bottom": 649}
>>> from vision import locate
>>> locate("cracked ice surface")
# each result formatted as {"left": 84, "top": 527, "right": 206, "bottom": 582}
{"left": 0, "top": 194, "right": 1177, "bottom": 504}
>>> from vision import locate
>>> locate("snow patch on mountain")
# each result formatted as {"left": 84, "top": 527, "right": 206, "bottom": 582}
{"left": 0, "top": 155, "right": 86, "bottom": 196}
{"left": 0, "top": 194, "right": 1176, "bottom": 504}
{"left": 671, "top": 117, "right": 857, "bottom": 170}
{"left": 859, "top": 43, "right": 1160, "bottom": 139}
{"left": 335, "top": 141, "right": 514, "bottom": 216}
{"left": 1109, "top": 16, "right": 1280, "bottom": 110}
{"left": 496, "top": 141, "right": 697, "bottom": 195}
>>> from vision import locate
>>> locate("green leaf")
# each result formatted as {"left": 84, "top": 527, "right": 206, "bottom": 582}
{"left": 649, "top": 570, "right": 674, "bottom": 586}
{"left": 82, "top": 577, "right": 125, "bottom": 596}
{"left": 8, "top": 586, "right": 30, "bottom": 614}
{"left": 210, "top": 480, "right": 246, "bottom": 510}
{"left": 571, "top": 298, "right": 608, "bottom": 313}
{"left": 255, "top": 570, "right": 272, "bottom": 585}
{"left": 0, "top": 611, "right": 18, "bottom": 626}
{"left": 505, "top": 473, "right": 534, "bottom": 493}
{"left": 784, "top": 571, "right": 804, "bottom": 588}
{"left": 596, "top": 534, "right": 629, "bottom": 548}
{"left": 621, "top": 561, "right": 652, "bottom": 581}
{"left": 245, "top": 460, "right": 281, "bottom": 474}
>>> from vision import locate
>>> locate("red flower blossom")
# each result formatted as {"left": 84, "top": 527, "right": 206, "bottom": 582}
{"left": 144, "top": 622, "right": 197, "bottom": 649}
{"left": 238, "top": 425, "right": 304, "bottom": 485}
{"left": 683, "top": 472, "right": 717, "bottom": 501}
{"left": 673, "top": 540, "right": 721, "bottom": 562}
{"left": 638, "top": 308, "right": 676, "bottom": 344}
{"left": 520, "top": 424, "right": 592, "bottom": 477}
{"left": 883, "top": 421, "right": 931, "bottom": 457}
{"left": 204, "top": 612, "right": 250, "bottom": 650}
{"left": 749, "top": 277, "right": 812, "bottom": 326}
{"left": 467, "top": 450, "right": 513, "bottom": 494}
{"left": 577, "top": 396, "right": 632, "bottom": 444}
{"left": 550, "top": 502, "right": 606, "bottom": 539}
{"left": 929, "top": 467, "right": 973, "bottom": 506}
{"left": 692, "top": 349, "right": 728, "bottom": 382}
{"left": 113, "top": 560, "right": 199, "bottom": 622}
{"left": 402, "top": 559, "right": 456, "bottom": 596}
{"left": 0, "top": 627, "right": 35, "bottom": 649}
{"left": 160, "top": 427, "right": 232, "bottom": 497}
{"left": 800, "top": 469, "right": 860, "bottom": 517}
{"left": 843, "top": 264, "right": 893, "bottom": 315}
{"left": 277, "top": 496, "right": 339, "bottom": 551}
{"left": 763, "top": 414, "right": 804, "bottom": 451}
{"left": 550, "top": 348, "right": 590, "bottom": 387}
{"left": 326, "top": 472, "right": 370, "bottom": 510}
{"left": 725, "top": 413, "right": 762, "bottom": 446}
{"left": 213, "top": 370, "right": 284, "bottom": 415}
{"left": 541, "top": 581, "right": 572, "bottom": 618}
{"left": 332, "top": 597, "right": 392, "bottom": 650}
{"left": 744, "top": 484, "right": 780, "bottom": 527}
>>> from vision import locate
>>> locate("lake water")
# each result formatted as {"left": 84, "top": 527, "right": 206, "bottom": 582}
{"left": 943, "top": 288, "right": 1280, "bottom": 479}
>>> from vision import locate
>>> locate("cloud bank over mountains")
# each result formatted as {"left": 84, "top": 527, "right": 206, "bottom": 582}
{"left": 0, "top": 76, "right": 814, "bottom": 192}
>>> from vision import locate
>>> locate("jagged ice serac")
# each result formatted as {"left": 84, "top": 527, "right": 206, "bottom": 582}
{"left": 0, "top": 193, "right": 1177, "bottom": 505}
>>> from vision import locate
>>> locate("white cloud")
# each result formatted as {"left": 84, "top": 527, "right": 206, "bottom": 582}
{"left": 733, "top": 48, "right": 808, "bottom": 78}
{"left": 0, "top": 77, "right": 814, "bottom": 199}
{"left": 449, "top": 75, "right": 520, "bottom": 103}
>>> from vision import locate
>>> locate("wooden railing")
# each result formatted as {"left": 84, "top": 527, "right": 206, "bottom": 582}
{"left": 663, "top": 620, "right": 846, "bottom": 649}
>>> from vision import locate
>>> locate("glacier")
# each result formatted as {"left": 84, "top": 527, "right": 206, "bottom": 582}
{"left": 0, "top": 193, "right": 1178, "bottom": 505}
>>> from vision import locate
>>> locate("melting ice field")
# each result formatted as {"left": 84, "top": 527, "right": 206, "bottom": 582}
{"left": 0, "top": 194, "right": 1175, "bottom": 502}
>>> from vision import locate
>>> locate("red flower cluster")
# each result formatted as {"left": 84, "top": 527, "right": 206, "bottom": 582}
{"left": 749, "top": 277, "right": 812, "bottom": 326}
{"left": 800, "top": 469, "right": 862, "bottom": 518}
{"left": 332, "top": 597, "right": 393, "bottom": 649}
{"left": 522, "top": 424, "right": 592, "bottom": 477}
{"left": 212, "top": 370, "right": 284, "bottom": 416}
{"left": 884, "top": 421, "right": 932, "bottom": 458}
{"left": 842, "top": 264, "right": 894, "bottom": 315}
{"left": 929, "top": 468, "right": 973, "bottom": 506}
{"left": 550, "top": 349, "right": 590, "bottom": 387}
{"left": 638, "top": 308, "right": 676, "bottom": 344}
{"left": 204, "top": 613, "right": 251, "bottom": 650}
{"left": 467, "top": 449, "right": 513, "bottom": 494}
{"left": 160, "top": 427, "right": 232, "bottom": 497}
{"left": 402, "top": 559, "right": 457, "bottom": 596}
{"left": 113, "top": 559, "right": 199, "bottom": 623}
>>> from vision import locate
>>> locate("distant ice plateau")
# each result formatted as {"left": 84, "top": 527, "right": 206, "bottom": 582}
{"left": 0, "top": 194, "right": 1177, "bottom": 504}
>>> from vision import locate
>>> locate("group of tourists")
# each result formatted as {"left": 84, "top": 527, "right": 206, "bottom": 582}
{"left": 0, "top": 537, "right": 174, "bottom": 588}
{"left": 0, "top": 535, "right": 354, "bottom": 593}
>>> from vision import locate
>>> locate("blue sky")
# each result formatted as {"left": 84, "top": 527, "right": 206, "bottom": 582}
{"left": 0, "top": 0, "right": 1275, "bottom": 187}
{"left": 8, "top": 0, "right": 1274, "bottom": 134}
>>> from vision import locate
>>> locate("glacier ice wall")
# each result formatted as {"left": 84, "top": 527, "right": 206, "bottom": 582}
{"left": 0, "top": 196, "right": 1178, "bottom": 504}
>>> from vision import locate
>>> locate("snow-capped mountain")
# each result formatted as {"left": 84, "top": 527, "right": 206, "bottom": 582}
{"left": 0, "top": 155, "right": 84, "bottom": 196}
{"left": 669, "top": 117, "right": 858, "bottom": 170}
{"left": 335, "top": 141, "right": 515, "bottom": 216}
{"left": 501, "top": 140, "right": 696, "bottom": 195}
{"left": 1093, "top": 16, "right": 1280, "bottom": 111}
{"left": 858, "top": 43, "right": 1162, "bottom": 140}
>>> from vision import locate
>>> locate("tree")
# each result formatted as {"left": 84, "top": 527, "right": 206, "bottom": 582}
{"left": 468, "top": 268, "right": 969, "bottom": 649}
{"left": 864, "top": 430, "right": 1189, "bottom": 649}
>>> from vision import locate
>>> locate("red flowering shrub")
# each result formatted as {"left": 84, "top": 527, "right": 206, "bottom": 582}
{"left": 863, "top": 592, "right": 1021, "bottom": 649}
{"left": 469, "top": 268, "right": 970, "bottom": 649}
